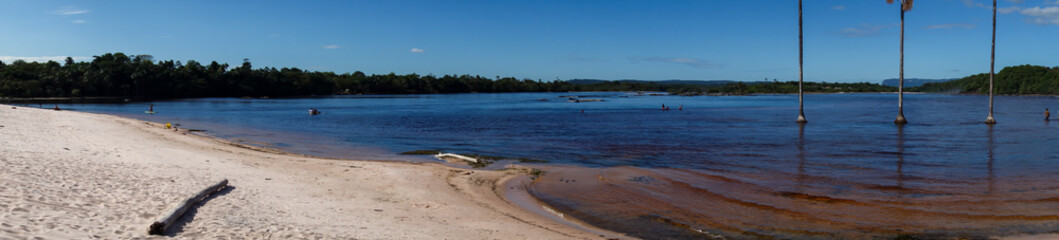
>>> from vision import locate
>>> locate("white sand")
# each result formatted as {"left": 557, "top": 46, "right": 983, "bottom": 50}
{"left": 0, "top": 105, "right": 626, "bottom": 239}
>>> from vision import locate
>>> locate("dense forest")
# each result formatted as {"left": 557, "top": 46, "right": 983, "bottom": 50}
{"left": 0, "top": 53, "right": 580, "bottom": 99}
{"left": 913, "top": 65, "right": 1059, "bottom": 94}
{"left": 0, "top": 52, "right": 901, "bottom": 100}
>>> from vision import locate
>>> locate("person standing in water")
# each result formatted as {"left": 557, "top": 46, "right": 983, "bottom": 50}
{"left": 1047, "top": 108, "right": 1051, "bottom": 121}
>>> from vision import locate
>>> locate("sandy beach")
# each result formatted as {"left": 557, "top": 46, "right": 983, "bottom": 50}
{"left": 0, "top": 104, "right": 626, "bottom": 239}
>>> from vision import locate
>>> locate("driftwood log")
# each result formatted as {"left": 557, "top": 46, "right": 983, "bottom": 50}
{"left": 148, "top": 179, "right": 229, "bottom": 235}
{"left": 434, "top": 153, "right": 478, "bottom": 163}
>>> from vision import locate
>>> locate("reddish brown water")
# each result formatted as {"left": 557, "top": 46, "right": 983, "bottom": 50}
{"left": 63, "top": 93, "right": 1059, "bottom": 239}
{"left": 529, "top": 163, "right": 1059, "bottom": 239}
{"left": 516, "top": 95, "right": 1059, "bottom": 239}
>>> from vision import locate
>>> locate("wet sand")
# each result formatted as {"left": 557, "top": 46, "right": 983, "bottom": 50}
{"left": 0, "top": 105, "right": 625, "bottom": 239}
{"left": 529, "top": 165, "right": 1059, "bottom": 239}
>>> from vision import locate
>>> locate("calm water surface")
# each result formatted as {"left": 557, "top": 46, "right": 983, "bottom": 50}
{"left": 59, "top": 93, "right": 1059, "bottom": 239}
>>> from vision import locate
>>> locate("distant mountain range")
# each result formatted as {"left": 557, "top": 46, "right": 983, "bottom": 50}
{"left": 881, "top": 78, "right": 955, "bottom": 88}
{"left": 566, "top": 79, "right": 737, "bottom": 86}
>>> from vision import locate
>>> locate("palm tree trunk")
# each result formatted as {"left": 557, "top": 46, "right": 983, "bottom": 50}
{"left": 895, "top": 3, "right": 908, "bottom": 125}
{"left": 985, "top": 0, "right": 997, "bottom": 124}
{"left": 797, "top": 0, "right": 807, "bottom": 124}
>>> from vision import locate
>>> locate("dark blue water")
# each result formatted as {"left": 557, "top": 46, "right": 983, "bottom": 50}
{"left": 52, "top": 93, "right": 1059, "bottom": 238}
{"left": 55, "top": 93, "right": 1058, "bottom": 170}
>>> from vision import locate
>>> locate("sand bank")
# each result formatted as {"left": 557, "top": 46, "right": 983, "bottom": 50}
{"left": 0, "top": 105, "right": 626, "bottom": 239}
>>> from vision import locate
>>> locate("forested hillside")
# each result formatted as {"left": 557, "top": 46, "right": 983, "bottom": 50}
{"left": 914, "top": 65, "right": 1059, "bottom": 94}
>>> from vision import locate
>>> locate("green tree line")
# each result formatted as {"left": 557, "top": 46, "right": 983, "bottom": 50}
{"left": 0, "top": 53, "right": 586, "bottom": 99}
{"left": 913, "top": 65, "right": 1059, "bottom": 94}
{"left": 0, "top": 53, "right": 700, "bottom": 99}
{"left": 0, "top": 52, "right": 903, "bottom": 100}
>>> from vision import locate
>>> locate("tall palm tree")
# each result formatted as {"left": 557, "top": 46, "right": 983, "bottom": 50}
{"left": 888, "top": 0, "right": 913, "bottom": 125}
{"left": 797, "top": 0, "right": 807, "bottom": 124}
{"left": 985, "top": 0, "right": 997, "bottom": 124}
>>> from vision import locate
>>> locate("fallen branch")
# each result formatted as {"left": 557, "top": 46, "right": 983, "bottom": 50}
{"left": 148, "top": 178, "right": 229, "bottom": 235}
{"left": 435, "top": 153, "right": 478, "bottom": 163}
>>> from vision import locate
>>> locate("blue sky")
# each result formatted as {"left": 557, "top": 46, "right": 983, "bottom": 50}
{"left": 1, "top": 0, "right": 1057, "bottom": 83}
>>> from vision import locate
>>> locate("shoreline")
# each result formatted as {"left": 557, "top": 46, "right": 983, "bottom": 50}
{"left": 0, "top": 104, "right": 628, "bottom": 239}
{"left": 6, "top": 91, "right": 1052, "bottom": 108}
{"left": 13, "top": 94, "right": 1059, "bottom": 239}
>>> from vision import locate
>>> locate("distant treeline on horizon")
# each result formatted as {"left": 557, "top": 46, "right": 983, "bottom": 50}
{"left": 0, "top": 53, "right": 1056, "bottom": 100}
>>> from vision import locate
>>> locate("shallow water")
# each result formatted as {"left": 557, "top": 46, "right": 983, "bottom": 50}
{"left": 56, "top": 93, "right": 1059, "bottom": 239}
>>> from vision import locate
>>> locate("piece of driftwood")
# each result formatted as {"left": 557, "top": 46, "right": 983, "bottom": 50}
{"left": 434, "top": 153, "right": 478, "bottom": 163}
{"left": 148, "top": 179, "right": 229, "bottom": 235}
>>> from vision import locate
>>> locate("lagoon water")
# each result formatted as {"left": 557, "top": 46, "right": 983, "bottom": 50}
{"left": 60, "top": 93, "right": 1059, "bottom": 239}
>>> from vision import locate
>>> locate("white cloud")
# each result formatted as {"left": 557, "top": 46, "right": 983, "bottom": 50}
{"left": 410, "top": 48, "right": 425, "bottom": 53}
{"left": 566, "top": 56, "right": 606, "bottom": 62}
{"left": 998, "top": 4, "right": 1059, "bottom": 24}
{"left": 0, "top": 56, "right": 90, "bottom": 63}
{"left": 72, "top": 19, "right": 86, "bottom": 24}
{"left": 322, "top": 45, "right": 340, "bottom": 49}
{"left": 923, "top": 23, "right": 975, "bottom": 29}
{"left": 959, "top": 0, "right": 990, "bottom": 9}
{"left": 631, "top": 57, "right": 719, "bottom": 69}
{"left": 51, "top": 7, "right": 89, "bottom": 15}
{"left": 999, "top": 6, "right": 1021, "bottom": 13}
{"left": 1021, "top": 6, "right": 1059, "bottom": 16}
{"left": 832, "top": 5, "right": 846, "bottom": 10}
{"left": 1020, "top": 6, "right": 1059, "bottom": 25}
{"left": 1029, "top": 17, "right": 1059, "bottom": 24}
{"left": 837, "top": 23, "right": 894, "bottom": 37}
